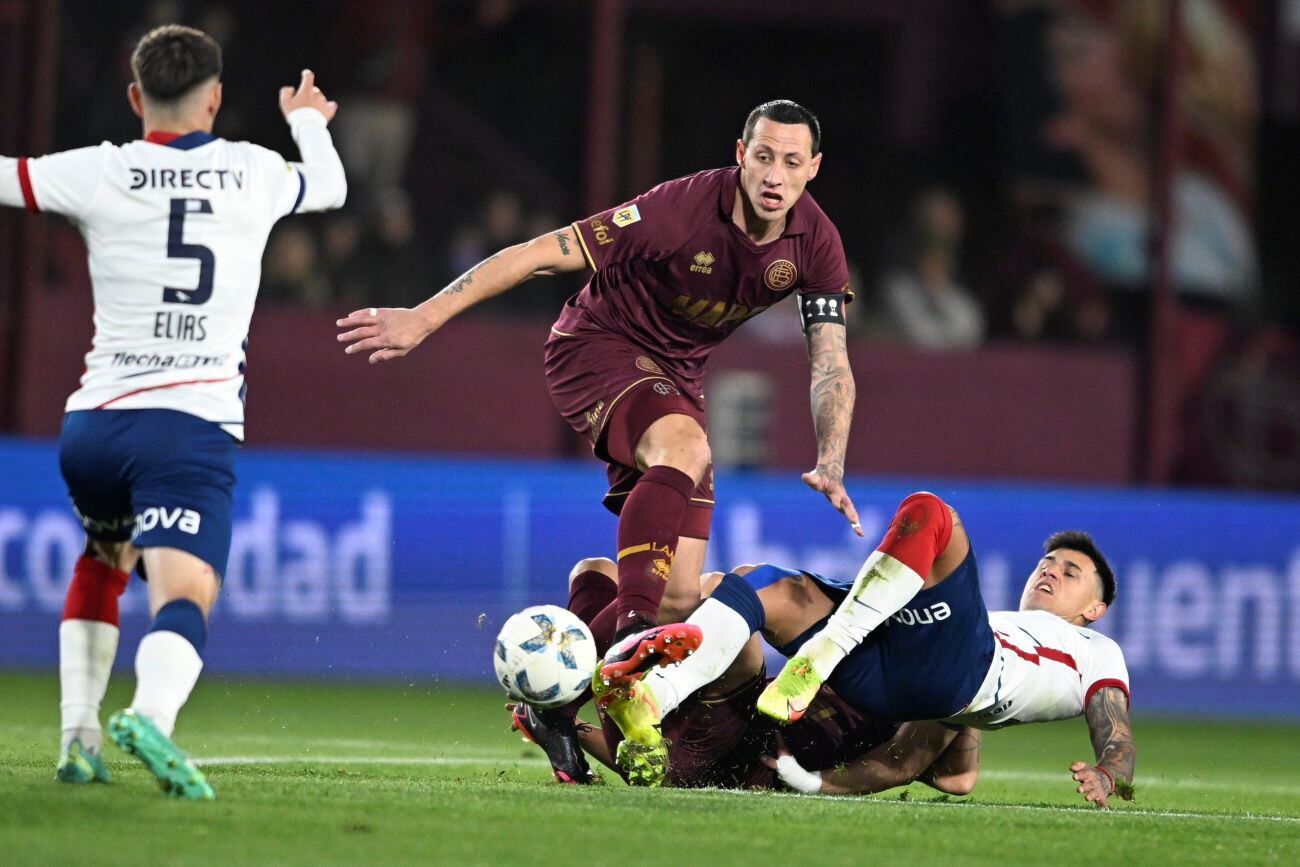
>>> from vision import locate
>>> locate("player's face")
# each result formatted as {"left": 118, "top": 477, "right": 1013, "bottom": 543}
{"left": 1020, "top": 548, "right": 1107, "bottom": 624}
{"left": 735, "top": 119, "right": 822, "bottom": 224}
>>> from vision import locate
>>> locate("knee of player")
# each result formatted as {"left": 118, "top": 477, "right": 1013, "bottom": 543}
{"left": 895, "top": 491, "right": 950, "bottom": 520}
{"left": 728, "top": 563, "right": 765, "bottom": 578}
{"left": 642, "top": 424, "right": 711, "bottom": 482}
{"left": 84, "top": 538, "right": 139, "bottom": 573}
{"left": 676, "top": 434, "right": 712, "bottom": 482}
{"left": 568, "top": 557, "right": 616, "bottom": 588}
{"left": 754, "top": 574, "right": 816, "bottom": 619}
{"left": 935, "top": 769, "right": 978, "bottom": 796}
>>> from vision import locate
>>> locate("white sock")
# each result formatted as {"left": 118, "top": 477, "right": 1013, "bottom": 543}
{"left": 129, "top": 631, "right": 204, "bottom": 738}
{"left": 800, "top": 550, "right": 925, "bottom": 680}
{"left": 59, "top": 619, "right": 120, "bottom": 757}
{"left": 642, "top": 598, "right": 753, "bottom": 717}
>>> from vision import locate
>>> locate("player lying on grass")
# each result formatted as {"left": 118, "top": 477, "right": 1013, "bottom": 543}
{"left": 512, "top": 558, "right": 982, "bottom": 794}
{"left": 601, "top": 491, "right": 1136, "bottom": 808}
{"left": 0, "top": 26, "right": 345, "bottom": 799}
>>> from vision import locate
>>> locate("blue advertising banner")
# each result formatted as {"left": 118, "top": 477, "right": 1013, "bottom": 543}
{"left": 1, "top": 437, "right": 1297, "bottom": 717}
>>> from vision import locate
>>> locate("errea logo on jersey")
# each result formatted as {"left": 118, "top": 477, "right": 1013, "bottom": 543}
{"left": 690, "top": 251, "right": 715, "bottom": 274}
{"left": 133, "top": 506, "right": 202, "bottom": 537}
{"left": 891, "top": 601, "right": 952, "bottom": 626}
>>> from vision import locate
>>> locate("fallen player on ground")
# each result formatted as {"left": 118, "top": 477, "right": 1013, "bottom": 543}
{"left": 601, "top": 491, "right": 1136, "bottom": 808}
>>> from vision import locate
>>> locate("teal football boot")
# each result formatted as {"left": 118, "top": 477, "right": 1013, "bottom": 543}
{"left": 107, "top": 709, "right": 215, "bottom": 801}
{"left": 56, "top": 737, "right": 112, "bottom": 784}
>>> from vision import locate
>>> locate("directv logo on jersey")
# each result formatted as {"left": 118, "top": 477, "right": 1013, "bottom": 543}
{"left": 133, "top": 506, "right": 202, "bottom": 537}
{"left": 890, "top": 601, "right": 952, "bottom": 626}
{"left": 129, "top": 167, "right": 245, "bottom": 191}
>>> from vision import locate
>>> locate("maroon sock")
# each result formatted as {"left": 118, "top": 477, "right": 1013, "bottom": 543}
{"left": 555, "top": 571, "right": 617, "bottom": 720}
{"left": 614, "top": 465, "right": 695, "bottom": 633}
{"left": 586, "top": 601, "right": 619, "bottom": 657}
{"left": 568, "top": 570, "right": 618, "bottom": 624}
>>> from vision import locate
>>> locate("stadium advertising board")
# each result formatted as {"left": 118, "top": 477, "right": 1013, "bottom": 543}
{"left": 0, "top": 438, "right": 1297, "bottom": 717}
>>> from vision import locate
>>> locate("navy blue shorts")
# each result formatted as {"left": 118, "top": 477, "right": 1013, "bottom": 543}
{"left": 748, "top": 554, "right": 996, "bottom": 722}
{"left": 60, "top": 409, "right": 237, "bottom": 577}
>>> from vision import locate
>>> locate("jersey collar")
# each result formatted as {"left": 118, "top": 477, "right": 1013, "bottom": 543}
{"left": 145, "top": 130, "right": 217, "bottom": 150}
{"left": 719, "top": 166, "right": 808, "bottom": 237}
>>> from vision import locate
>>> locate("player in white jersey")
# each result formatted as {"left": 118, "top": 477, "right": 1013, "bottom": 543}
{"left": 0, "top": 25, "right": 346, "bottom": 799}
{"left": 598, "top": 491, "right": 1136, "bottom": 808}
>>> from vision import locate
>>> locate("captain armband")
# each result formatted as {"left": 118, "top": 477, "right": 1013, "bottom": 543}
{"left": 799, "top": 292, "right": 848, "bottom": 332}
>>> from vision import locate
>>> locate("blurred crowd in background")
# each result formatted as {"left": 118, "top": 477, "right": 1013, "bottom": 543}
{"left": 24, "top": 0, "right": 1300, "bottom": 487}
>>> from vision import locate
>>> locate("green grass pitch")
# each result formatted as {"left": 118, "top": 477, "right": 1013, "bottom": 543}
{"left": 1, "top": 671, "right": 1297, "bottom": 866}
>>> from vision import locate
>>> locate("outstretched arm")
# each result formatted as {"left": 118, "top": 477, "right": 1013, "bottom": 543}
{"left": 802, "top": 321, "right": 862, "bottom": 536}
{"left": 336, "top": 225, "right": 587, "bottom": 363}
{"left": 1071, "top": 686, "right": 1136, "bottom": 809}
{"left": 765, "top": 721, "right": 961, "bottom": 795}
{"left": 278, "top": 70, "right": 346, "bottom": 213}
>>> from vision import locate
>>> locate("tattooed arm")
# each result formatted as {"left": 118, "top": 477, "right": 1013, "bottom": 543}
{"left": 802, "top": 322, "right": 863, "bottom": 535}
{"left": 764, "top": 721, "right": 964, "bottom": 796}
{"left": 1071, "top": 686, "right": 1136, "bottom": 809}
{"left": 336, "top": 226, "right": 585, "bottom": 363}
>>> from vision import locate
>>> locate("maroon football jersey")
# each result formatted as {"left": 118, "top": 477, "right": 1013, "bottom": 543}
{"left": 555, "top": 167, "right": 849, "bottom": 389}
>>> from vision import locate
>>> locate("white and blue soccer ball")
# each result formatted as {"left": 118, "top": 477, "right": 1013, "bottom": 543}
{"left": 493, "top": 605, "right": 597, "bottom": 709}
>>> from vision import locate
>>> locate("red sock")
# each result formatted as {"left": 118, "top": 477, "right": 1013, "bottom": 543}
{"left": 876, "top": 492, "right": 954, "bottom": 579}
{"left": 62, "top": 555, "right": 131, "bottom": 626}
{"left": 614, "top": 465, "right": 695, "bottom": 633}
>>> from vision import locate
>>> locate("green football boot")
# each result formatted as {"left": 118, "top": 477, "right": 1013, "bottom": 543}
{"left": 107, "top": 709, "right": 215, "bottom": 801}
{"left": 592, "top": 661, "right": 668, "bottom": 787}
{"left": 756, "top": 655, "right": 822, "bottom": 724}
{"left": 56, "top": 737, "right": 112, "bottom": 784}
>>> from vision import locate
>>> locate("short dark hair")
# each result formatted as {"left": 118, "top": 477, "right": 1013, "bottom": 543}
{"left": 1043, "top": 531, "right": 1116, "bottom": 606}
{"left": 130, "top": 25, "right": 222, "bottom": 103}
{"left": 742, "top": 100, "right": 821, "bottom": 155}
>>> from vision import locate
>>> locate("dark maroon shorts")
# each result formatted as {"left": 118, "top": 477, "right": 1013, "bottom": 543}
{"left": 595, "top": 675, "right": 899, "bottom": 789}
{"left": 544, "top": 329, "right": 713, "bottom": 539}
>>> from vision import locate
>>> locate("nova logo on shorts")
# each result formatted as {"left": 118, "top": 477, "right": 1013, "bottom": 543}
{"left": 890, "top": 601, "right": 951, "bottom": 626}
{"left": 133, "top": 506, "right": 202, "bottom": 537}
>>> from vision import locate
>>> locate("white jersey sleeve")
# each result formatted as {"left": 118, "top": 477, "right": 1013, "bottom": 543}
{"left": 262, "top": 108, "right": 347, "bottom": 218}
{"left": 1078, "top": 626, "right": 1131, "bottom": 709}
{"left": 0, "top": 144, "right": 112, "bottom": 220}
{"left": 945, "top": 609, "right": 1130, "bottom": 730}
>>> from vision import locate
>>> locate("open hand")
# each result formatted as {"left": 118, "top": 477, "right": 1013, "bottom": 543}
{"left": 1070, "top": 761, "right": 1113, "bottom": 809}
{"left": 802, "top": 467, "right": 864, "bottom": 537}
{"left": 280, "top": 69, "right": 338, "bottom": 123}
{"left": 336, "top": 306, "right": 438, "bottom": 363}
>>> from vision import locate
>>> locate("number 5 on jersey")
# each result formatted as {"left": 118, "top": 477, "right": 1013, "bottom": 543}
{"left": 166, "top": 197, "right": 214, "bottom": 305}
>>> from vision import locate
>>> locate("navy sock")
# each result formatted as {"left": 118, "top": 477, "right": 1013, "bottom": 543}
{"left": 710, "top": 572, "right": 766, "bottom": 635}
{"left": 149, "top": 599, "right": 208, "bottom": 657}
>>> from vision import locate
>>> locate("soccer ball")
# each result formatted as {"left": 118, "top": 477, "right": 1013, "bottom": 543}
{"left": 493, "top": 605, "right": 597, "bottom": 709}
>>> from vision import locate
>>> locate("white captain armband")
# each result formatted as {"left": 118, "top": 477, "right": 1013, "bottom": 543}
{"left": 799, "top": 292, "right": 848, "bottom": 331}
